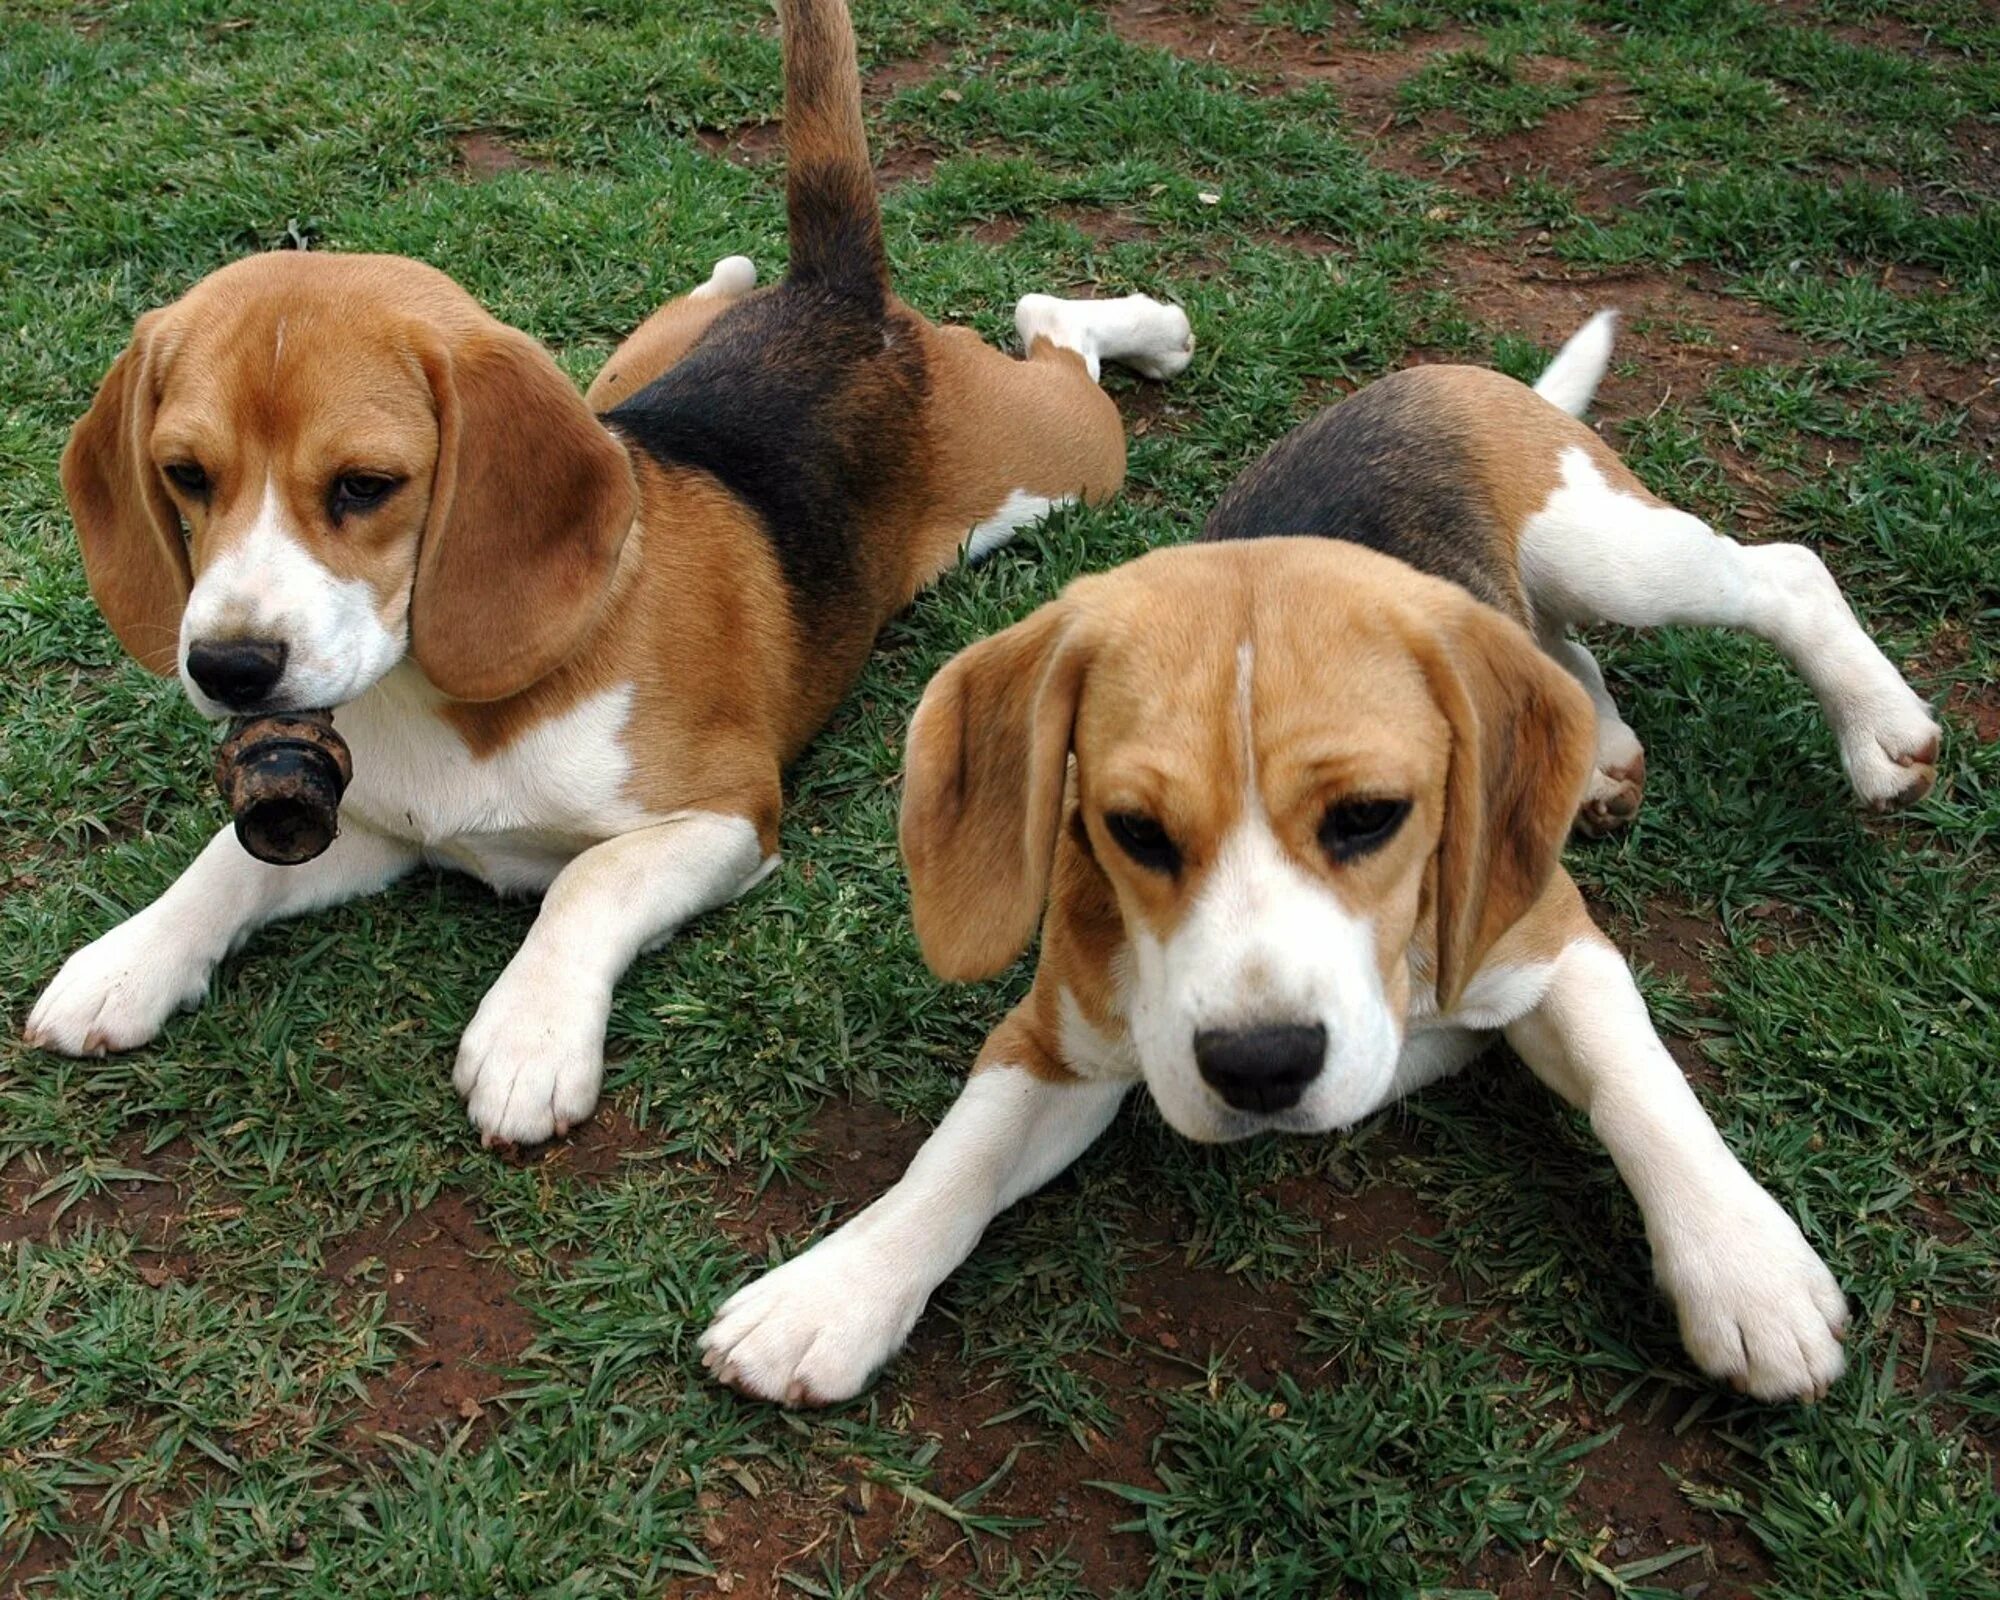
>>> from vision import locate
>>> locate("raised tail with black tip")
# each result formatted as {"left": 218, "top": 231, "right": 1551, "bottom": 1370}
{"left": 779, "top": 0, "right": 887, "bottom": 305}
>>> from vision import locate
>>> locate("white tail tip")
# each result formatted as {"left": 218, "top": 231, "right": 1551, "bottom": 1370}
{"left": 1531, "top": 309, "right": 1618, "bottom": 418}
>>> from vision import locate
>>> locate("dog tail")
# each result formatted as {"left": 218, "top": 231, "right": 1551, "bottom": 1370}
{"left": 1532, "top": 310, "right": 1618, "bottom": 418}
{"left": 779, "top": 0, "right": 886, "bottom": 305}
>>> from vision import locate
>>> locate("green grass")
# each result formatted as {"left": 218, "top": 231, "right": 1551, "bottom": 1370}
{"left": 3, "top": 0, "right": 1997, "bottom": 1595}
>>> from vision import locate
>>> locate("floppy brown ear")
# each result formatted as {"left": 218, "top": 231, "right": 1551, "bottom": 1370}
{"left": 411, "top": 328, "right": 639, "bottom": 702}
{"left": 900, "top": 601, "right": 1090, "bottom": 981}
{"left": 60, "top": 315, "right": 192, "bottom": 675}
{"left": 1419, "top": 598, "right": 1595, "bottom": 1010}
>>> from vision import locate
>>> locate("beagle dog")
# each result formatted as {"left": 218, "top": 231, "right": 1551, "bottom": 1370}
{"left": 24, "top": 0, "right": 1194, "bottom": 1147}
{"left": 702, "top": 314, "right": 1940, "bottom": 1406}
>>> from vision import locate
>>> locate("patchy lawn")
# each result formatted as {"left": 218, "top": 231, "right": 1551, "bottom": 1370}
{"left": 2, "top": 1, "right": 1996, "bottom": 1595}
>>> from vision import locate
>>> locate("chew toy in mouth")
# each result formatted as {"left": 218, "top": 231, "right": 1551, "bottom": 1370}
{"left": 214, "top": 710, "right": 353, "bottom": 865}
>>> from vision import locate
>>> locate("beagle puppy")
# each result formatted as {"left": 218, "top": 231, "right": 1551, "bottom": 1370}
{"left": 702, "top": 315, "right": 1940, "bottom": 1406}
{"left": 24, "top": 0, "right": 1194, "bottom": 1147}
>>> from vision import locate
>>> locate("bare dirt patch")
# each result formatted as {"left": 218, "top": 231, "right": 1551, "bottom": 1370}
{"left": 1449, "top": 86, "right": 1648, "bottom": 217}
{"left": 453, "top": 131, "right": 552, "bottom": 178}
{"left": 714, "top": 1095, "right": 928, "bottom": 1257}
{"left": 694, "top": 119, "right": 786, "bottom": 166}
{"left": 673, "top": 1287, "right": 1166, "bottom": 1598}
{"left": 532, "top": 1100, "right": 659, "bottom": 1183}
{"left": 1052, "top": 204, "right": 1163, "bottom": 247}
{"left": 4, "top": 1483, "right": 194, "bottom": 1595}
{"left": 1946, "top": 680, "right": 2000, "bottom": 745}
{"left": 864, "top": 39, "right": 955, "bottom": 99}
{"left": 874, "top": 141, "right": 942, "bottom": 187}
{"left": 1463, "top": 1387, "right": 1775, "bottom": 1597}
{"left": 698, "top": 38, "right": 956, "bottom": 187}
{"left": 1623, "top": 907, "right": 1722, "bottom": 1000}
{"left": 0, "top": 1139, "right": 190, "bottom": 1255}
{"left": 1108, "top": 0, "right": 1476, "bottom": 88}
{"left": 1891, "top": 346, "right": 2000, "bottom": 456}
{"left": 325, "top": 1194, "right": 537, "bottom": 1451}
{"left": 703, "top": 120, "right": 932, "bottom": 187}
{"left": 1109, "top": 371, "right": 1194, "bottom": 455}
{"left": 1107, "top": 0, "right": 1281, "bottom": 69}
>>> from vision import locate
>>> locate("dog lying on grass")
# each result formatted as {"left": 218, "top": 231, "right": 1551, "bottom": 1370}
{"left": 26, "top": 0, "right": 1191, "bottom": 1148}
{"left": 703, "top": 314, "right": 1938, "bottom": 1406}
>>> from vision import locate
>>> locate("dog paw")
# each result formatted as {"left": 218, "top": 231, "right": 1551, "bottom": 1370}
{"left": 1656, "top": 1189, "right": 1849, "bottom": 1403}
{"left": 1115, "top": 297, "right": 1195, "bottom": 382}
{"left": 1575, "top": 749, "right": 1646, "bottom": 838}
{"left": 454, "top": 965, "right": 608, "bottom": 1148}
{"left": 701, "top": 1232, "right": 924, "bottom": 1406}
{"left": 25, "top": 916, "right": 209, "bottom": 1056}
{"left": 1838, "top": 691, "right": 1941, "bottom": 812}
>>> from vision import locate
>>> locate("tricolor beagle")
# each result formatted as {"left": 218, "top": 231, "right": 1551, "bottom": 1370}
{"left": 24, "top": 0, "right": 1194, "bottom": 1147}
{"left": 703, "top": 314, "right": 1939, "bottom": 1406}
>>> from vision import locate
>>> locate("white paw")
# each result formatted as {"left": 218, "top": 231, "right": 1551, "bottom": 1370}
{"left": 1835, "top": 684, "right": 1941, "bottom": 812}
{"left": 696, "top": 254, "right": 757, "bottom": 300}
{"left": 1114, "top": 296, "right": 1195, "bottom": 381}
{"left": 1767, "top": 545, "right": 1940, "bottom": 811}
{"left": 25, "top": 914, "right": 210, "bottom": 1056}
{"left": 701, "top": 1230, "right": 925, "bottom": 1406}
{"left": 453, "top": 963, "right": 608, "bottom": 1147}
{"left": 1655, "top": 1187, "right": 1849, "bottom": 1403}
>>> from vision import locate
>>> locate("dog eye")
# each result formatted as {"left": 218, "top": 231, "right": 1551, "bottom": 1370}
{"left": 162, "top": 462, "right": 209, "bottom": 496}
{"left": 1318, "top": 797, "right": 1410, "bottom": 863}
{"left": 1105, "top": 811, "right": 1180, "bottom": 874}
{"left": 328, "top": 473, "right": 401, "bottom": 523}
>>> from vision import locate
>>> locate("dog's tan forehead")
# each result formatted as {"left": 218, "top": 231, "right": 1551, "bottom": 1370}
{"left": 1071, "top": 538, "right": 1450, "bottom": 789}
{"left": 149, "top": 257, "right": 465, "bottom": 466}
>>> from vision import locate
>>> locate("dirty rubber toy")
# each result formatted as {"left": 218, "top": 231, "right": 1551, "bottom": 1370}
{"left": 214, "top": 710, "right": 352, "bottom": 865}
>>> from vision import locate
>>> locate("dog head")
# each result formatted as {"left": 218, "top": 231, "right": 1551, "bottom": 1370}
{"left": 901, "top": 538, "right": 1593, "bottom": 1141}
{"left": 62, "top": 251, "right": 638, "bottom": 714}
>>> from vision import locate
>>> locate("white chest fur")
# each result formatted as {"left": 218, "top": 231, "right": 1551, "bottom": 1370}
{"left": 1059, "top": 986, "right": 1144, "bottom": 1082}
{"left": 332, "top": 666, "right": 654, "bottom": 893}
{"left": 1388, "top": 956, "right": 1562, "bottom": 1099}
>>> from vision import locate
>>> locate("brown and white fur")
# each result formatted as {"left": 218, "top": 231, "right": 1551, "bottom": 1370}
{"left": 702, "top": 316, "right": 1938, "bottom": 1407}
{"left": 23, "top": 0, "right": 1194, "bottom": 1147}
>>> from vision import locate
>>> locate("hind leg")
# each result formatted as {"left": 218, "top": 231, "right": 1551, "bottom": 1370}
{"left": 1545, "top": 633, "right": 1648, "bottom": 836}
{"left": 1014, "top": 292, "right": 1194, "bottom": 382}
{"left": 585, "top": 255, "right": 758, "bottom": 410}
{"left": 1520, "top": 448, "right": 1940, "bottom": 811}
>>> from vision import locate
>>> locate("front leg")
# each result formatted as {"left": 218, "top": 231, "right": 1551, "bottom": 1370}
{"left": 454, "top": 809, "right": 776, "bottom": 1147}
{"left": 1504, "top": 937, "right": 1848, "bottom": 1401}
{"left": 702, "top": 1044, "right": 1129, "bottom": 1406}
{"left": 26, "top": 822, "right": 417, "bottom": 1055}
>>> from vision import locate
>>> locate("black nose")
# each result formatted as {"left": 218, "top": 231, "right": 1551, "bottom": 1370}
{"left": 185, "top": 638, "right": 288, "bottom": 709}
{"left": 1194, "top": 1023, "right": 1327, "bottom": 1114}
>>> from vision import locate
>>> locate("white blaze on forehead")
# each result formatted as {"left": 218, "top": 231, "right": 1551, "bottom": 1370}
{"left": 179, "top": 477, "right": 408, "bottom": 715}
{"left": 1235, "top": 639, "right": 1257, "bottom": 795}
